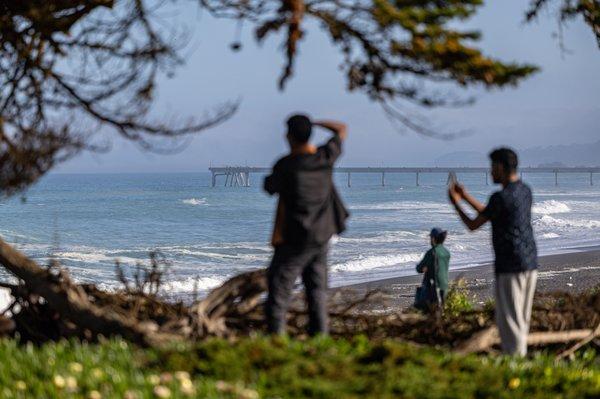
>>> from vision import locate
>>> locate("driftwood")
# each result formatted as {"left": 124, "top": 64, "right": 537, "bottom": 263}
{"left": 0, "top": 237, "right": 598, "bottom": 359}
{"left": 456, "top": 325, "right": 598, "bottom": 355}
{"left": 191, "top": 269, "right": 267, "bottom": 337}
{"left": 556, "top": 322, "right": 600, "bottom": 360}
{"left": 0, "top": 238, "right": 180, "bottom": 347}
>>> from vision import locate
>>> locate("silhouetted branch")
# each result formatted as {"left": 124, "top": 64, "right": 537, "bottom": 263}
{"left": 0, "top": 1, "right": 237, "bottom": 196}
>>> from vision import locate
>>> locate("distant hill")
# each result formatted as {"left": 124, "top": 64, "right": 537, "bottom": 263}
{"left": 435, "top": 141, "right": 600, "bottom": 167}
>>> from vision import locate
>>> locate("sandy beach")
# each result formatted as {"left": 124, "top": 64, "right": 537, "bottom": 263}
{"left": 336, "top": 247, "right": 600, "bottom": 310}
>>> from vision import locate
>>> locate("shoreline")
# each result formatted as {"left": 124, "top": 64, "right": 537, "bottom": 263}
{"left": 334, "top": 247, "right": 600, "bottom": 310}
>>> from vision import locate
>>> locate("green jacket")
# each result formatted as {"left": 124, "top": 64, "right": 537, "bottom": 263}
{"left": 416, "top": 244, "right": 450, "bottom": 292}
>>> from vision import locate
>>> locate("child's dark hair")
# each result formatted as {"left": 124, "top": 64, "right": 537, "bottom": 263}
{"left": 433, "top": 231, "right": 447, "bottom": 244}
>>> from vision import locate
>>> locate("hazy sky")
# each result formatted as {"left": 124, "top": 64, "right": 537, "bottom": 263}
{"left": 57, "top": 0, "right": 600, "bottom": 173}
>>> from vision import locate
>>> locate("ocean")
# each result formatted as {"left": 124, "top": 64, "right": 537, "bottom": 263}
{"left": 0, "top": 172, "right": 598, "bottom": 300}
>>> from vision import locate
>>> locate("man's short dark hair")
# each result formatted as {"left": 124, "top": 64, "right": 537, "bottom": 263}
{"left": 287, "top": 114, "right": 312, "bottom": 143}
{"left": 489, "top": 147, "right": 518, "bottom": 173}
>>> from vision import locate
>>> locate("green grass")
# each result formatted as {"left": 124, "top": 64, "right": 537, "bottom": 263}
{"left": 0, "top": 337, "right": 598, "bottom": 398}
{"left": 444, "top": 279, "right": 475, "bottom": 317}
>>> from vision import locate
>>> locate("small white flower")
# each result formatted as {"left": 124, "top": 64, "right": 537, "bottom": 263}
{"left": 88, "top": 390, "right": 102, "bottom": 399}
{"left": 174, "top": 371, "right": 190, "bottom": 381}
{"left": 147, "top": 374, "right": 161, "bottom": 385}
{"left": 69, "top": 362, "right": 83, "bottom": 373}
{"left": 65, "top": 376, "right": 78, "bottom": 392}
{"left": 153, "top": 385, "right": 171, "bottom": 398}
{"left": 53, "top": 375, "right": 66, "bottom": 389}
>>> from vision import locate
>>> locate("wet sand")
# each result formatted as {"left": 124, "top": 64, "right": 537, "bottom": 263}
{"left": 335, "top": 248, "right": 600, "bottom": 310}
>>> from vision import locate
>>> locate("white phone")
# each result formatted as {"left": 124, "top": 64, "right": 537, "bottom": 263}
{"left": 447, "top": 172, "right": 458, "bottom": 186}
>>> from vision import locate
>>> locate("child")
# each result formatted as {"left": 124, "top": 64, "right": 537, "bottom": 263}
{"left": 415, "top": 228, "right": 451, "bottom": 308}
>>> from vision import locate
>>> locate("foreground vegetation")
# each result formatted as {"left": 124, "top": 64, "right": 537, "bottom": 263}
{"left": 0, "top": 336, "right": 598, "bottom": 398}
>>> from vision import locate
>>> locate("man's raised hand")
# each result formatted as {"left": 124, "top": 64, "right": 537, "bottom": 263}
{"left": 313, "top": 120, "right": 348, "bottom": 141}
{"left": 448, "top": 183, "right": 463, "bottom": 205}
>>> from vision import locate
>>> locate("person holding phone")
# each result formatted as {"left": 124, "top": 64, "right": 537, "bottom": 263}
{"left": 448, "top": 148, "right": 538, "bottom": 356}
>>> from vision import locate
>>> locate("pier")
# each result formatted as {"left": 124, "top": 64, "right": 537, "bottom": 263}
{"left": 209, "top": 166, "right": 600, "bottom": 187}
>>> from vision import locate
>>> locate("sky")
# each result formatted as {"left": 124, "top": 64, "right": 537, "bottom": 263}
{"left": 56, "top": 0, "right": 600, "bottom": 173}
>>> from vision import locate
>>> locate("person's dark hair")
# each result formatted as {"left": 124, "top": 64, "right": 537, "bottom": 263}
{"left": 286, "top": 114, "right": 312, "bottom": 143}
{"left": 489, "top": 147, "right": 518, "bottom": 173}
{"left": 430, "top": 228, "right": 447, "bottom": 244}
{"left": 433, "top": 231, "right": 447, "bottom": 244}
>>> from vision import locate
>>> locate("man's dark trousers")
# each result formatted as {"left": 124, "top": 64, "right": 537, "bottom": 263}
{"left": 265, "top": 243, "right": 328, "bottom": 335}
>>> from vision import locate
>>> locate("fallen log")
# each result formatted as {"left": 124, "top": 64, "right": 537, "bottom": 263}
{"left": 0, "top": 238, "right": 179, "bottom": 347}
{"left": 456, "top": 325, "right": 596, "bottom": 355}
{"left": 192, "top": 269, "right": 267, "bottom": 337}
{"left": 556, "top": 322, "right": 600, "bottom": 360}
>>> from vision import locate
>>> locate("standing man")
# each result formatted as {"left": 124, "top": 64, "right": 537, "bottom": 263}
{"left": 263, "top": 114, "right": 349, "bottom": 336}
{"left": 448, "top": 148, "right": 538, "bottom": 356}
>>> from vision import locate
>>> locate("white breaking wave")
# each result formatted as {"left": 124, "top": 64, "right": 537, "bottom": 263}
{"left": 0, "top": 288, "right": 13, "bottom": 314}
{"left": 332, "top": 253, "right": 422, "bottom": 273}
{"left": 350, "top": 201, "right": 451, "bottom": 212}
{"left": 53, "top": 250, "right": 140, "bottom": 265}
{"left": 540, "top": 232, "right": 561, "bottom": 239}
{"left": 182, "top": 198, "right": 207, "bottom": 206}
{"left": 162, "top": 276, "right": 225, "bottom": 294}
{"left": 338, "top": 230, "right": 420, "bottom": 244}
{"left": 534, "top": 215, "right": 600, "bottom": 229}
{"left": 532, "top": 200, "right": 571, "bottom": 215}
{"left": 161, "top": 248, "right": 268, "bottom": 263}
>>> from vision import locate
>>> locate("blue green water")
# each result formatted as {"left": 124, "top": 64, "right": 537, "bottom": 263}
{"left": 0, "top": 172, "right": 598, "bottom": 298}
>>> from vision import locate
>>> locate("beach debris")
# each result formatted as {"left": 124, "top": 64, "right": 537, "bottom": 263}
{"left": 0, "top": 240, "right": 598, "bottom": 358}
{"left": 556, "top": 322, "right": 600, "bottom": 360}
{"left": 456, "top": 326, "right": 598, "bottom": 355}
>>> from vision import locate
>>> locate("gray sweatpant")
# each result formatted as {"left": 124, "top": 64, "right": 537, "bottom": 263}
{"left": 265, "top": 244, "right": 328, "bottom": 335}
{"left": 495, "top": 270, "right": 538, "bottom": 356}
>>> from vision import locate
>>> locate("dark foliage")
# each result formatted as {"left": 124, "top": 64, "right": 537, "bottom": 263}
{"left": 0, "top": 1, "right": 237, "bottom": 196}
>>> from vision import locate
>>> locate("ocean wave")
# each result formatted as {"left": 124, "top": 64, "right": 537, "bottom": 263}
{"left": 350, "top": 201, "right": 451, "bottom": 212}
{"left": 161, "top": 276, "right": 225, "bottom": 294}
{"left": 534, "top": 215, "right": 600, "bottom": 229}
{"left": 540, "top": 232, "right": 560, "bottom": 238}
{"left": 175, "top": 249, "right": 268, "bottom": 262}
{"left": 155, "top": 246, "right": 269, "bottom": 264}
{"left": 53, "top": 249, "right": 140, "bottom": 265}
{"left": 338, "top": 231, "right": 420, "bottom": 244}
{"left": 0, "top": 229, "right": 39, "bottom": 241}
{"left": 332, "top": 253, "right": 421, "bottom": 273}
{"left": 532, "top": 200, "right": 571, "bottom": 215}
{"left": 157, "top": 242, "right": 270, "bottom": 253}
{"left": 0, "top": 288, "right": 13, "bottom": 313}
{"left": 182, "top": 198, "right": 207, "bottom": 206}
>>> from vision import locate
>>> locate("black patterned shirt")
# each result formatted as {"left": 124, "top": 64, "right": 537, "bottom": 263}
{"left": 482, "top": 180, "right": 538, "bottom": 274}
